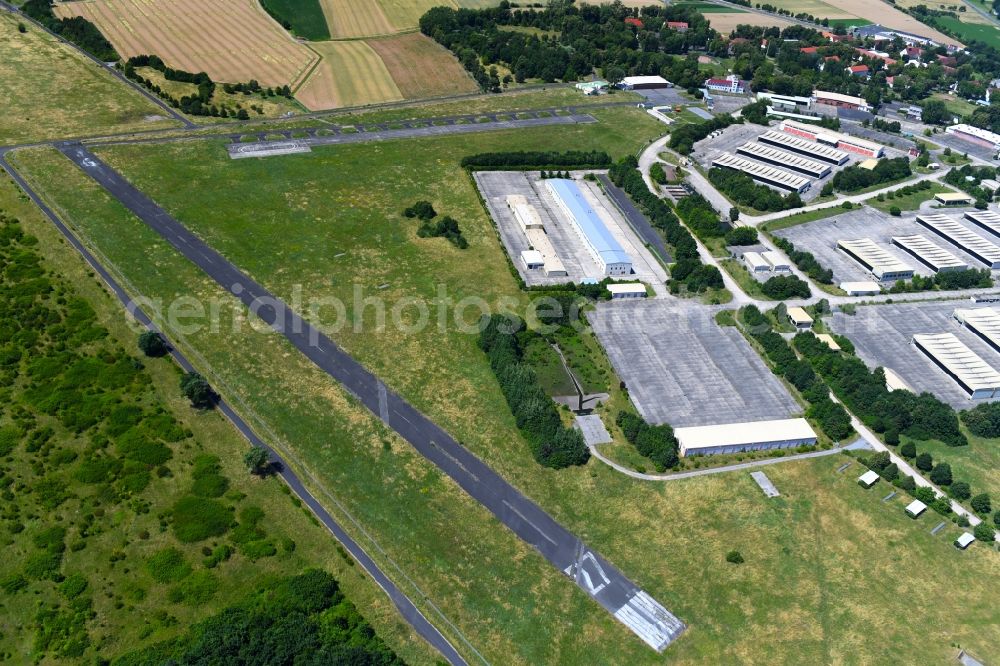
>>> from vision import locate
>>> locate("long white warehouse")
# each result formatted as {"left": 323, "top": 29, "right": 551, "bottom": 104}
{"left": 675, "top": 418, "right": 818, "bottom": 457}
{"left": 954, "top": 307, "right": 1000, "bottom": 354}
{"left": 735, "top": 142, "right": 831, "bottom": 178}
{"left": 915, "top": 214, "right": 1000, "bottom": 269}
{"left": 712, "top": 153, "right": 811, "bottom": 193}
{"left": 546, "top": 179, "right": 632, "bottom": 276}
{"left": 890, "top": 235, "right": 968, "bottom": 273}
{"left": 964, "top": 210, "right": 1000, "bottom": 239}
{"left": 912, "top": 332, "right": 1000, "bottom": 399}
{"left": 757, "top": 130, "right": 849, "bottom": 165}
{"left": 837, "top": 238, "right": 914, "bottom": 281}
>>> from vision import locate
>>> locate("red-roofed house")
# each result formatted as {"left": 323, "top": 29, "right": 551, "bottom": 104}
{"left": 886, "top": 75, "right": 895, "bottom": 89}
{"left": 800, "top": 46, "right": 819, "bottom": 54}
{"left": 848, "top": 64, "right": 870, "bottom": 77}
{"left": 667, "top": 21, "right": 688, "bottom": 32}
{"left": 937, "top": 54, "right": 957, "bottom": 66}
{"left": 624, "top": 17, "right": 643, "bottom": 28}
{"left": 903, "top": 46, "right": 924, "bottom": 58}
{"left": 822, "top": 31, "right": 851, "bottom": 43}
{"left": 704, "top": 74, "right": 749, "bottom": 94}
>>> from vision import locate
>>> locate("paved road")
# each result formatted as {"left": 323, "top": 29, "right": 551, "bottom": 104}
{"left": 55, "top": 144, "right": 687, "bottom": 652}
{"left": 0, "top": 155, "right": 470, "bottom": 664}
{"left": 597, "top": 174, "right": 672, "bottom": 264}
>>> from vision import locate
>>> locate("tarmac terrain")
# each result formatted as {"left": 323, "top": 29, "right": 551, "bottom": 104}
{"left": 54, "top": 144, "right": 687, "bottom": 653}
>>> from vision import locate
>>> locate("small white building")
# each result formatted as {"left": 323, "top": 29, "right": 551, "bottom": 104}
{"left": 607, "top": 283, "right": 647, "bottom": 299}
{"left": 858, "top": 470, "right": 880, "bottom": 488}
{"left": 816, "top": 333, "right": 841, "bottom": 351}
{"left": 619, "top": 75, "right": 671, "bottom": 90}
{"left": 743, "top": 251, "right": 771, "bottom": 273}
{"left": 883, "top": 367, "right": 912, "bottom": 392}
{"left": 762, "top": 250, "right": 790, "bottom": 271}
{"left": 905, "top": 499, "right": 927, "bottom": 518}
{"left": 840, "top": 281, "right": 881, "bottom": 296}
{"left": 980, "top": 179, "right": 1000, "bottom": 196}
{"left": 521, "top": 249, "right": 544, "bottom": 270}
{"left": 787, "top": 306, "right": 813, "bottom": 330}
{"left": 955, "top": 531, "right": 976, "bottom": 549}
{"left": 675, "top": 418, "right": 817, "bottom": 457}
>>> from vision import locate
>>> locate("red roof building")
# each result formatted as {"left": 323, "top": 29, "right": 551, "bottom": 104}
{"left": 822, "top": 31, "right": 851, "bottom": 42}
{"left": 624, "top": 17, "right": 643, "bottom": 28}
{"left": 937, "top": 54, "right": 957, "bottom": 66}
{"left": 667, "top": 21, "right": 688, "bottom": 32}
{"left": 800, "top": 46, "right": 819, "bottom": 54}
{"left": 848, "top": 64, "right": 870, "bottom": 76}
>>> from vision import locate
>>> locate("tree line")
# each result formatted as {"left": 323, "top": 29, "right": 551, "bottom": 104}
{"left": 831, "top": 157, "right": 912, "bottom": 193}
{"left": 771, "top": 236, "right": 834, "bottom": 284}
{"left": 708, "top": 167, "right": 803, "bottom": 213}
{"left": 669, "top": 115, "right": 742, "bottom": 156}
{"left": 22, "top": 0, "right": 118, "bottom": 61}
{"left": 478, "top": 315, "right": 590, "bottom": 469}
{"left": 460, "top": 150, "right": 612, "bottom": 170}
{"left": 616, "top": 412, "right": 678, "bottom": 471}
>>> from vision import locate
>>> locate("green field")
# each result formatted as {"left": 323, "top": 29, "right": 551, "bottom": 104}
{"left": 262, "top": 0, "right": 331, "bottom": 40}
{"left": 0, "top": 13, "right": 179, "bottom": 144}
{"left": 0, "top": 174, "right": 434, "bottom": 664}
{"left": 825, "top": 17, "right": 871, "bottom": 27}
{"left": 933, "top": 15, "right": 1000, "bottom": 49}
{"left": 8, "top": 97, "right": 1000, "bottom": 662}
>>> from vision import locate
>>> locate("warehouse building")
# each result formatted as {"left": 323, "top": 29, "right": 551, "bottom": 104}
{"left": 954, "top": 307, "right": 1000, "bottom": 353}
{"left": 911, "top": 332, "right": 1000, "bottom": 399}
{"left": 980, "top": 179, "right": 1000, "bottom": 196}
{"left": 506, "top": 195, "right": 544, "bottom": 231}
{"left": 964, "top": 210, "right": 1000, "bottom": 239}
{"left": 780, "top": 119, "right": 884, "bottom": 158}
{"left": 762, "top": 250, "right": 790, "bottom": 271}
{"left": 619, "top": 75, "right": 671, "bottom": 90}
{"left": 837, "top": 238, "right": 915, "bottom": 281}
{"left": 520, "top": 249, "right": 544, "bottom": 270}
{"left": 915, "top": 214, "right": 1000, "bottom": 269}
{"left": 743, "top": 251, "right": 771, "bottom": 273}
{"left": 839, "top": 281, "right": 881, "bottom": 295}
{"left": 735, "top": 142, "right": 831, "bottom": 178}
{"left": 711, "top": 153, "right": 811, "bottom": 193}
{"left": 546, "top": 179, "right": 633, "bottom": 276}
{"left": 607, "top": 283, "right": 647, "bottom": 299}
{"left": 944, "top": 123, "right": 1000, "bottom": 151}
{"left": 935, "top": 192, "right": 975, "bottom": 206}
{"left": 813, "top": 90, "right": 870, "bottom": 111}
{"left": 890, "top": 234, "right": 968, "bottom": 273}
{"left": 674, "top": 418, "right": 817, "bottom": 457}
{"left": 757, "top": 130, "right": 849, "bottom": 165}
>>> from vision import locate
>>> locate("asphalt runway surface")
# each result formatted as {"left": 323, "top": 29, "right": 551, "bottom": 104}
{"left": 57, "top": 144, "right": 686, "bottom": 653}
{"left": 597, "top": 174, "right": 672, "bottom": 263}
{"left": 0, "top": 153, "right": 468, "bottom": 665}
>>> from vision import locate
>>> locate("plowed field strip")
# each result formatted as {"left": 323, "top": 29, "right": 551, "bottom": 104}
{"left": 295, "top": 40, "right": 402, "bottom": 110}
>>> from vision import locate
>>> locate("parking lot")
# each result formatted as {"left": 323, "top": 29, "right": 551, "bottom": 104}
{"left": 588, "top": 300, "right": 802, "bottom": 427}
{"left": 829, "top": 302, "right": 1000, "bottom": 409}
{"left": 775, "top": 206, "right": 995, "bottom": 283}
{"left": 932, "top": 131, "right": 997, "bottom": 162}
{"left": 475, "top": 171, "right": 668, "bottom": 294}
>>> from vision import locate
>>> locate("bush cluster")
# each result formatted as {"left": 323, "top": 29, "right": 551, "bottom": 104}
{"left": 832, "top": 157, "right": 912, "bottom": 192}
{"left": 709, "top": 168, "right": 803, "bottom": 213}
{"left": 460, "top": 151, "right": 612, "bottom": 170}
{"left": 616, "top": 412, "right": 678, "bottom": 471}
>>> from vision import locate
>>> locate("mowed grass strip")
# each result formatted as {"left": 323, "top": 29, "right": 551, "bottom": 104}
{"left": 367, "top": 32, "right": 477, "bottom": 99}
{"left": 55, "top": 0, "right": 318, "bottom": 86}
{"left": 319, "top": 0, "right": 395, "bottom": 38}
{"left": 0, "top": 13, "right": 178, "bottom": 143}
{"left": 296, "top": 40, "right": 403, "bottom": 110}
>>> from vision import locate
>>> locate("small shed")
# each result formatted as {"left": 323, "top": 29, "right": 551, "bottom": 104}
{"left": 762, "top": 250, "right": 790, "bottom": 271}
{"left": 858, "top": 470, "right": 880, "bottom": 488}
{"left": 955, "top": 531, "right": 976, "bottom": 549}
{"left": 858, "top": 158, "right": 879, "bottom": 170}
{"left": 816, "top": 333, "right": 841, "bottom": 351}
{"left": 743, "top": 251, "right": 771, "bottom": 273}
{"left": 787, "top": 306, "right": 814, "bottom": 330}
{"left": 840, "top": 281, "right": 881, "bottom": 296}
{"left": 905, "top": 499, "right": 927, "bottom": 518}
{"left": 607, "top": 283, "right": 647, "bottom": 299}
{"left": 521, "top": 249, "right": 544, "bottom": 270}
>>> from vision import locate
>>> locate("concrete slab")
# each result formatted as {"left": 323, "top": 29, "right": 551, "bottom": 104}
{"left": 588, "top": 300, "right": 801, "bottom": 427}
{"left": 750, "top": 471, "right": 780, "bottom": 497}
{"left": 576, "top": 414, "right": 613, "bottom": 445}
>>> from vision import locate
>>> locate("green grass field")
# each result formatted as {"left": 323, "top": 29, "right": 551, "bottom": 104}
{"left": 0, "top": 13, "right": 180, "bottom": 144}
{"left": 868, "top": 183, "right": 954, "bottom": 213}
{"left": 934, "top": 15, "right": 1000, "bottom": 49}
{"left": 262, "top": 0, "right": 331, "bottom": 40}
{"left": 9, "top": 103, "right": 1000, "bottom": 662}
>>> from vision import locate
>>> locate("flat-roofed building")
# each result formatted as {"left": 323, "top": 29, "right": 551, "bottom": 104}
{"left": 620, "top": 75, "right": 671, "bottom": 90}
{"left": 963, "top": 210, "right": 1000, "bottom": 239}
{"left": 520, "top": 249, "right": 544, "bottom": 269}
{"left": 546, "top": 179, "right": 633, "bottom": 276}
{"left": 837, "top": 238, "right": 915, "bottom": 281}
{"left": 955, "top": 532, "right": 976, "bottom": 549}
{"left": 523, "top": 228, "right": 567, "bottom": 276}
{"left": 780, "top": 119, "right": 884, "bottom": 158}
{"left": 890, "top": 234, "right": 968, "bottom": 273}
{"left": 743, "top": 251, "right": 771, "bottom": 273}
{"left": 816, "top": 333, "right": 841, "bottom": 351}
{"left": 758, "top": 130, "right": 849, "bottom": 165}
{"left": 858, "top": 158, "right": 879, "bottom": 170}
{"left": 735, "top": 142, "right": 831, "bottom": 178}
{"left": 507, "top": 196, "right": 544, "bottom": 232}
{"left": 675, "top": 418, "right": 817, "bottom": 457}
{"left": 813, "top": 90, "right": 870, "bottom": 111}
{"left": 935, "top": 192, "right": 975, "bottom": 206}
{"left": 711, "top": 153, "right": 811, "bottom": 193}
{"left": 840, "top": 280, "right": 882, "bottom": 295}
{"left": 787, "top": 306, "right": 813, "bottom": 330}
{"left": 905, "top": 499, "right": 927, "bottom": 518}
{"left": 945, "top": 123, "right": 1000, "bottom": 151}
{"left": 954, "top": 307, "right": 1000, "bottom": 353}
{"left": 762, "top": 250, "right": 790, "bottom": 271}
{"left": 858, "top": 470, "right": 880, "bottom": 488}
{"left": 915, "top": 214, "right": 1000, "bottom": 268}
{"left": 883, "top": 367, "right": 912, "bottom": 392}
{"left": 911, "top": 332, "right": 1000, "bottom": 399}
{"left": 607, "top": 283, "right": 647, "bottom": 299}
{"left": 979, "top": 179, "right": 1000, "bottom": 195}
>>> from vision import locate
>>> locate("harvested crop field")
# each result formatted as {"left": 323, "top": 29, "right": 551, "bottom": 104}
{"left": 367, "top": 33, "right": 476, "bottom": 99}
{"left": 378, "top": 0, "right": 455, "bottom": 31}
{"left": 53, "top": 0, "right": 318, "bottom": 86}
{"left": 706, "top": 12, "right": 795, "bottom": 32}
{"left": 320, "top": 0, "right": 393, "bottom": 37}
{"left": 295, "top": 40, "right": 402, "bottom": 110}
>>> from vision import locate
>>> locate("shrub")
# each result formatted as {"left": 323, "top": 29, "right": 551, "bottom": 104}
{"left": 929, "top": 462, "right": 952, "bottom": 486}
{"left": 147, "top": 547, "right": 192, "bottom": 584}
{"left": 240, "top": 540, "right": 278, "bottom": 561}
{"left": 867, "top": 451, "right": 890, "bottom": 472}
{"left": 761, "top": 275, "right": 810, "bottom": 299}
{"left": 898, "top": 475, "right": 916, "bottom": 492}
{"left": 915, "top": 452, "right": 933, "bottom": 471}
{"left": 913, "top": 486, "right": 936, "bottom": 504}
{"left": 900, "top": 441, "right": 916, "bottom": 458}
{"left": 884, "top": 430, "right": 900, "bottom": 446}
{"left": 889, "top": 206, "right": 901, "bottom": 216}
{"left": 180, "top": 372, "right": 215, "bottom": 409}
{"left": 138, "top": 331, "right": 169, "bottom": 357}
{"left": 960, "top": 401, "right": 1000, "bottom": 437}
{"left": 174, "top": 570, "right": 218, "bottom": 604}
{"left": 949, "top": 481, "right": 971, "bottom": 500}
{"left": 881, "top": 463, "right": 899, "bottom": 482}
{"left": 971, "top": 493, "right": 992, "bottom": 515}
{"left": 58, "top": 574, "right": 88, "bottom": 599}
{"left": 0, "top": 573, "right": 27, "bottom": 594}
{"left": 725, "top": 550, "right": 744, "bottom": 564}
{"left": 958, "top": 514, "right": 970, "bottom": 527}
{"left": 116, "top": 429, "right": 172, "bottom": 466}
{"left": 725, "top": 226, "right": 758, "bottom": 246}
{"left": 170, "top": 497, "right": 232, "bottom": 543}
{"left": 402, "top": 201, "right": 436, "bottom": 220}
{"left": 973, "top": 523, "right": 996, "bottom": 542}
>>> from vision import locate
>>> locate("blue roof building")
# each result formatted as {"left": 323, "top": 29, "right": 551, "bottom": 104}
{"left": 545, "top": 179, "right": 633, "bottom": 276}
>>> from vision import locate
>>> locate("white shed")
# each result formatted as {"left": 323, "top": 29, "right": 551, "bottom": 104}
{"left": 905, "top": 499, "right": 927, "bottom": 518}
{"left": 607, "top": 283, "right": 647, "bottom": 299}
{"left": 521, "top": 249, "right": 544, "bottom": 270}
{"left": 787, "top": 306, "right": 813, "bottom": 330}
{"left": 743, "top": 251, "right": 771, "bottom": 273}
{"left": 839, "top": 281, "right": 881, "bottom": 296}
{"left": 955, "top": 531, "right": 976, "bottom": 549}
{"left": 858, "top": 470, "right": 880, "bottom": 488}
{"left": 762, "top": 250, "right": 790, "bottom": 271}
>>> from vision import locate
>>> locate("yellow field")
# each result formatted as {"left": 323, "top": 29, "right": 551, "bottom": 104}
{"left": 295, "top": 41, "right": 403, "bottom": 110}
{"left": 707, "top": 12, "right": 796, "bottom": 32}
{"left": 320, "top": 0, "right": 458, "bottom": 38}
{"left": 368, "top": 33, "right": 477, "bottom": 99}
{"left": 54, "top": 0, "right": 318, "bottom": 86}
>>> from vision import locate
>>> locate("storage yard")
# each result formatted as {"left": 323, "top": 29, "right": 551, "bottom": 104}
{"left": 475, "top": 171, "right": 668, "bottom": 293}
{"left": 829, "top": 302, "right": 1000, "bottom": 408}
{"left": 588, "top": 301, "right": 802, "bottom": 427}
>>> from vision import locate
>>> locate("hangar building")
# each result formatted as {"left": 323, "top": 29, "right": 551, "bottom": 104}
{"left": 546, "top": 179, "right": 633, "bottom": 276}
{"left": 674, "top": 418, "right": 817, "bottom": 457}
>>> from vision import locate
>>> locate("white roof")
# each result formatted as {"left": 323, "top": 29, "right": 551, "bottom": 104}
{"left": 816, "top": 333, "right": 841, "bottom": 350}
{"left": 743, "top": 251, "right": 770, "bottom": 269}
{"left": 912, "top": 332, "right": 1000, "bottom": 393}
{"left": 813, "top": 90, "right": 867, "bottom": 107}
{"left": 890, "top": 235, "right": 967, "bottom": 272}
{"left": 622, "top": 75, "right": 669, "bottom": 85}
{"left": 935, "top": 192, "right": 975, "bottom": 203}
{"left": 955, "top": 531, "right": 976, "bottom": 547}
{"left": 954, "top": 307, "right": 1000, "bottom": 350}
{"left": 712, "top": 153, "right": 810, "bottom": 191}
{"left": 883, "top": 367, "right": 912, "bottom": 392}
{"left": 905, "top": 499, "right": 927, "bottom": 516}
{"left": 964, "top": 210, "right": 1000, "bottom": 239}
{"left": 946, "top": 123, "right": 1000, "bottom": 147}
{"left": 840, "top": 280, "right": 881, "bottom": 294}
{"left": 607, "top": 283, "right": 647, "bottom": 295}
{"left": 858, "top": 470, "right": 880, "bottom": 485}
{"left": 916, "top": 214, "right": 1000, "bottom": 266}
{"left": 521, "top": 249, "right": 544, "bottom": 264}
{"left": 837, "top": 238, "right": 913, "bottom": 278}
{"left": 781, "top": 119, "right": 883, "bottom": 154}
{"left": 736, "top": 142, "right": 830, "bottom": 177}
{"left": 761, "top": 250, "right": 789, "bottom": 268}
{"left": 787, "top": 306, "right": 813, "bottom": 324}
{"left": 979, "top": 179, "right": 1000, "bottom": 191}
{"left": 675, "top": 418, "right": 816, "bottom": 451}
{"left": 758, "top": 130, "right": 849, "bottom": 163}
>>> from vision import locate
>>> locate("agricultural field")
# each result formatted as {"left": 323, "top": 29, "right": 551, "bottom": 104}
{"left": 295, "top": 40, "right": 403, "bottom": 110}
{"left": 0, "top": 174, "right": 435, "bottom": 664}
{"left": 367, "top": 33, "right": 478, "bottom": 99}
{"left": 9, "top": 103, "right": 1000, "bottom": 661}
{"left": 0, "top": 13, "right": 178, "bottom": 144}
{"left": 261, "top": 0, "right": 330, "bottom": 40}
{"left": 54, "top": 0, "right": 318, "bottom": 86}
{"left": 706, "top": 11, "right": 796, "bottom": 32}
{"left": 932, "top": 14, "right": 1000, "bottom": 48}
